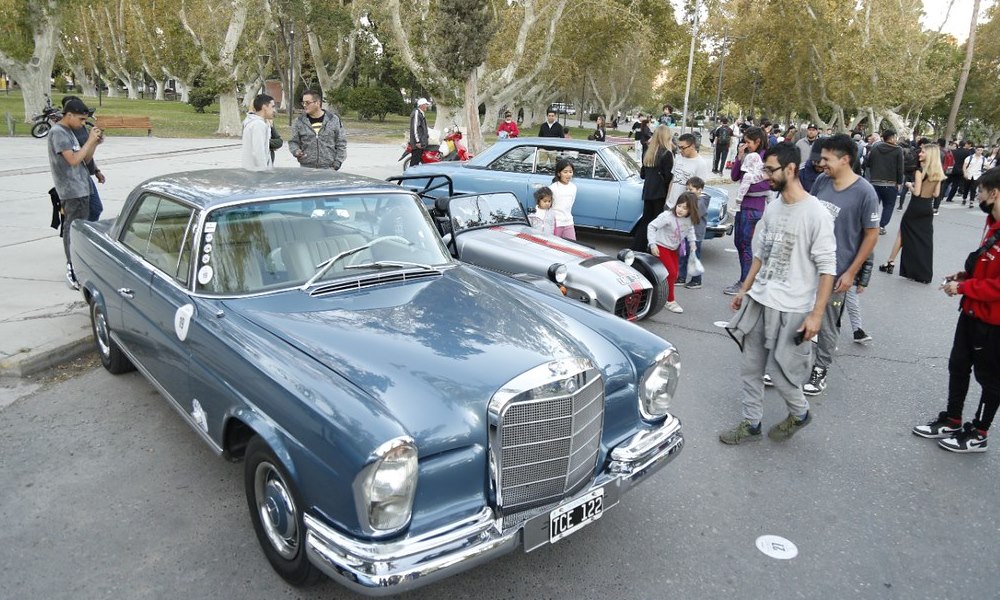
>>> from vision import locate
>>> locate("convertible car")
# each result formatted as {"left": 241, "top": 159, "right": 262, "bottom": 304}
{"left": 389, "top": 175, "right": 668, "bottom": 321}
{"left": 70, "top": 169, "right": 684, "bottom": 596}
{"left": 405, "top": 136, "right": 732, "bottom": 239}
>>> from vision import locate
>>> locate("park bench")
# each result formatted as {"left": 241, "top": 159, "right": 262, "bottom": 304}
{"left": 95, "top": 115, "right": 153, "bottom": 136}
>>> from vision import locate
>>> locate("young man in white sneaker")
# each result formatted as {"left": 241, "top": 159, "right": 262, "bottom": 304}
{"left": 720, "top": 142, "right": 836, "bottom": 445}
{"left": 804, "top": 134, "right": 880, "bottom": 395}
{"left": 912, "top": 166, "right": 1000, "bottom": 453}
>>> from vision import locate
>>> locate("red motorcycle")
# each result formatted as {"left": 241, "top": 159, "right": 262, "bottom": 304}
{"left": 399, "top": 127, "right": 472, "bottom": 168}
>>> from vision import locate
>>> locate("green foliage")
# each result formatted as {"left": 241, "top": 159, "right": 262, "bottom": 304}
{"left": 428, "top": 0, "right": 493, "bottom": 80}
{"left": 188, "top": 72, "right": 225, "bottom": 113}
{"left": 347, "top": 85, "right": 406, "bottom": 121}
{"left": 325, "top": 86, "right": 351, "bottom": 114}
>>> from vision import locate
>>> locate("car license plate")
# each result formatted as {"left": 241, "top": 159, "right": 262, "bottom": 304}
{"left": 549, "top": 488, "right": 604, "bottom": 543}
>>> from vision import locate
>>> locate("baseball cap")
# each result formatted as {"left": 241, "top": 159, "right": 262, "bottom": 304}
{"left": 807, "top": 123, "right": 818, "bottom": 130}
{"left": 63, "top": 98, "right": 93, "bottom": 116}
{"left": 417, "top": 97, "right": 431, "bottom": 107}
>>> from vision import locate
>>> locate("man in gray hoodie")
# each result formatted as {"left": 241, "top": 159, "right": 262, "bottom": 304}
{"left": 864, "top": 128, "right": 904, "bottom": 234}
{"left": 288, "top": 89, "right": 347, "bottom": 170}
{"left": 241, "top": 94, "right": 275, "bottom": 170}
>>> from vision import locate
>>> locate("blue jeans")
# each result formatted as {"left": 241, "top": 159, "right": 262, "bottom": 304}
{"left": 874, "top": 184, "right": 897, "bottom": 228}
{"left": 677, "top": 240, "right": 703, "bottom": 283}
{"left": 87, "top": 178, "right": 103, "bottom": 221}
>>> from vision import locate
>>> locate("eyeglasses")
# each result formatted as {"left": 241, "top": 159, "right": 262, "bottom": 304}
{"left": 302, "top": 99, "right": 318, "bottom": 106}
{"left": 762, "top": 166, "right": 782, "bottom": 175}
{"left": 678, "top": 144, "right": 692, "bottom": 151}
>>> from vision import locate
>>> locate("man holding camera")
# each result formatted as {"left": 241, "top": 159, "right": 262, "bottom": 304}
{"left": 48, "top": 98, "right": 103, "bottom": 290}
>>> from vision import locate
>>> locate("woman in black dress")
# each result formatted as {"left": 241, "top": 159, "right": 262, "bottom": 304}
{"left": 879, "top": 143, "right": 945, "bottom": 283}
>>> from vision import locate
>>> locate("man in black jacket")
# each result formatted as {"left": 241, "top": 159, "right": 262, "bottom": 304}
{"left": 864, "top": 129, "right": 904, "bottom": 234}
{"left": 946, "top": 141, "right": 974, "bottom": 204}
{"left": 538, "top": 110, "right": 564, "bottom": 138}
{"left": 408, "top": 98, "right": 431, "bottom": 168}
{"left": 711, "top": 118, "right": 732, "bottom": 173}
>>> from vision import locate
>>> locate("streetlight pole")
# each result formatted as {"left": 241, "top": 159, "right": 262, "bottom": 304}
{"left": 681, "top": 0, "right": 700, "bottom": 134}
{"left": 288, "top": 28, "right": 294, "bottom": 127}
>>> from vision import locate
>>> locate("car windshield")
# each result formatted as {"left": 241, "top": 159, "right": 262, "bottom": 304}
{"left": 196, "top": 192, "right": 452, "bottom": 295}
{"left": 449, "top": 193, "right": 528, "bottom": 233}
{"left": 603, "top": 145, "right": 640, "bottom": 179}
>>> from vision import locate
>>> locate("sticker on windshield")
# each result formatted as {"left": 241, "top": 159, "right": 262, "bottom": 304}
{"left": 204, "top": 222, "right": 217, "bottom": 233}
{"left": 174, "top": 304, "right": 195, "bottom": 342}
{"left": 204, "top": 233, "right": 214, "bottom": 243}
{"left": 197, "top": 265, "right": 214, "bottom": 285}
{"left": 203, "top": 243, "right": 213, "bottom": 254}
{"left": 201, "top": 254, "right": 211, "bottom": 264}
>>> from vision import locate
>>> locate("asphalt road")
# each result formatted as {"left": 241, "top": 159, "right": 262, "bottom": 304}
{"left": 1, "top": 195, "right": 997, "bottom": 600}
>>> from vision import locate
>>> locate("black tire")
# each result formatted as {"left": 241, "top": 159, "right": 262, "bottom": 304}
{"left": 244, "top": 436, "right": 321, "bottom": 587}
{"left": 31, "top": 121, "right": 51, "bottom": 139}
{"left": 90, "top": 300, "right": 134, "bottom": 374}
{"left": 631, "top": 252, "right": 669, "bottom": 319}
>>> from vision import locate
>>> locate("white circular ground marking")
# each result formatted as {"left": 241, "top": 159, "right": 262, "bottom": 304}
{"left": 755, "top": 535, "right": 798, "bottom": 560}
{"left": 713, "top": 320, "right": 730, "bottom": 328}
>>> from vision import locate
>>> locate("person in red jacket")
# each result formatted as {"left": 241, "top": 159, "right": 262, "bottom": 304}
{"left": 497, "top": 112, "right": 519, "bottom": 139}
{"left": 912, "top": 166, "right": 1000, "bottom": 453}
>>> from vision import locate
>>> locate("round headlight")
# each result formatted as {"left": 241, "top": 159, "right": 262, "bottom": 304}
{"left": 354, "top": 438, "right": 418, "bottom": 534}
{"left": 617, "top": 249, "right": 635, "bottom": 266}
{"left": 547, "top": 263, "right": 568, "bottom": 284}
{"left": 639, "top": 349, "right": 680, "bottom": 420}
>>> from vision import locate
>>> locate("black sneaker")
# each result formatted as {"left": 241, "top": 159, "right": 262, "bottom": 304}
{"left": 938, "top": 423, "right": 988, "bottom": 453}
{"left": 802, "top": 366, "right": 827, "bottom": 396}
{"left": 853, "top": 329, "right": 872, "bottom": 343}
{"left": 912, "top": 412, "right": 962, "bottom": 439}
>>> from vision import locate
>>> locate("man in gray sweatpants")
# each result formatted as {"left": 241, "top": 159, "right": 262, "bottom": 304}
{"left": 806, "top": 135, "right": 880, "bottom": 396}
{"left": 720, "top": 142, "right": 836, "bottom": 445}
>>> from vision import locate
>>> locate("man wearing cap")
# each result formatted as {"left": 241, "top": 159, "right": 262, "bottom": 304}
{"left": 288, "top": 89, "right": 346, "bottom": 171}
{"left": 48, "top": 98, "right": 104, "bottom": 290}
{"left": 60, "top": 95, "right": 104, "bottom": 221}
{"left": 409, "top": 98, "right": 431, "bottom": 168}
{"left": 795, "top": 123, "right": 820, "bottom": 165}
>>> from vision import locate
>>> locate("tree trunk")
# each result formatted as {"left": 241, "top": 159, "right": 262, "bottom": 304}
{"left": 945, "top": 0, "right": 980, "bottom": 141}
{"left": 4, "top": 8, "right": 60, "bottom": 123}
{"left": 217, "top": 89, "right": 243, "bottom": 137}
{"left": 881, "top": 109, "right": 913, "bottom": 141}
{"left": 433, "top": 105, "right": 456, "bottom": 131}
{"left": 154, "top": 78, "right": 165, "bottom": 101}
{"left": 463, "top": 71, "right": 484, "bottom": 155}
{"left": 68, "top": 63, "right": 96, "bottom": 97}
{"left": 482, "top": 101, "right": 500, "bottom": 133}
{"left": 176, "top": 80, "right": 190, "bottom": 103}
{"left": 17, "top": 69, "right": 50, "bottom": 124}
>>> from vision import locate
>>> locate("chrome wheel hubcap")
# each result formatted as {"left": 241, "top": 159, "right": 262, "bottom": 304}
{"left": 93, "top": 306, "right": 111, "bottom": 358}
{"left": 255, "top": 461, "right": 299, "bottom": 559}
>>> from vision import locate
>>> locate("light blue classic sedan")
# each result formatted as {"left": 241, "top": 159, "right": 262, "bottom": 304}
{"left": 406, "top": 137, "right": 732, "bottom": 239}
{"left": 70, "top": 169, "right": 684, "bottom": 596}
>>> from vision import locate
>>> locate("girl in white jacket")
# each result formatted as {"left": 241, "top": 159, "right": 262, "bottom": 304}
{"left": 648, "top": 191, "right": 700, "bottom": 313}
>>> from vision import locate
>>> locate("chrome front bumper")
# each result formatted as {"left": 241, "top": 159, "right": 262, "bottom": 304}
{"left": 304, "top": 414, "right": 683, "bottom": 596}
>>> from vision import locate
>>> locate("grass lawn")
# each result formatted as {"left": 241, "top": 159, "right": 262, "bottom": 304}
{"left": 0, "top": 89, "right": 598, "bottom": 144}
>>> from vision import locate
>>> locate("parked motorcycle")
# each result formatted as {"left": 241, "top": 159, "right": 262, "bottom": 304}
{"left": 31, "top": 96, "right": 62, "bottom": 139}
{"left": 399, "top": 126, "right": 472, "bottom": 168}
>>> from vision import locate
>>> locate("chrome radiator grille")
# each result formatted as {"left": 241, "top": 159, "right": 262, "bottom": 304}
{"left": 490, "top": 361, "right": 604, "bottom": 517}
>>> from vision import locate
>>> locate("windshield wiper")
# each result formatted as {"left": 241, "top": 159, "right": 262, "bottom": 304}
{"left": 344, "top": 260, "right": 434, "bottom": 271}
{"left": 301, "top": 236, "right": 412, "bottom": 289}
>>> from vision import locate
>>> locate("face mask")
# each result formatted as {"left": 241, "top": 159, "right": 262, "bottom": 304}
{"left": 979, "top": 200, "right": 992, "bottom": 214}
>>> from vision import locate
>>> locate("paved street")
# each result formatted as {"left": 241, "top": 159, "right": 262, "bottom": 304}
{"left": 1, "top": 136, "right": 998, "bottom": 599}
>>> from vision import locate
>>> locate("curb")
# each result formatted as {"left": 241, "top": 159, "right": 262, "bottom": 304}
{"left": 0, "top": 332, "right": 93, "bottom": 378}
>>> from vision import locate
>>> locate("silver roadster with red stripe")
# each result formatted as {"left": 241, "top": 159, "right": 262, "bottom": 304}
{"left": 392, "top": 175, "right": 668, "bottom": 321}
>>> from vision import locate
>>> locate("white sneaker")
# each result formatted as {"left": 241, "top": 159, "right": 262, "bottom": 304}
{"left": 666, "top": 301, "right": 684, "bottom": 313}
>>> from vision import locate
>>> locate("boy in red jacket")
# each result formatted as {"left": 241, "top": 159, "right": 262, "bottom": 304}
{"left": 913, "top": 167, "right": 1000, "bottom": 452}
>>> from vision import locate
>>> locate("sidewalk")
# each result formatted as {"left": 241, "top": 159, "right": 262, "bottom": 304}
{"left": 0, "top": 135, "right": 403, "bottom": 377}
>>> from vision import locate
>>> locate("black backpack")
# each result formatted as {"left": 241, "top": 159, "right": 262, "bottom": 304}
{"left": 903, "top": 146, "right": 918, "bottom": 174}
{"left": 716, "top": 126, "right": 732, "bottom": 146}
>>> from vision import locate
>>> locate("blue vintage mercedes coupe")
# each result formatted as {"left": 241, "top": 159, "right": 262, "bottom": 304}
{"left": 406, "top": 136, "right": 732, "bottom": 239}
{"left": 70, "top": 169, "right": 684, "bottom": 596}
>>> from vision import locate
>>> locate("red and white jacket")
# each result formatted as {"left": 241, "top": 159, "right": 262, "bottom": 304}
{"left": 958, "top": 216, "right": 1000, "bottom": 325}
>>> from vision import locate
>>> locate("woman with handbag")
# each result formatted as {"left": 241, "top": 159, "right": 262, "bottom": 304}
{"left": 912, "top": 167, "right": 1000, "bottom": 453}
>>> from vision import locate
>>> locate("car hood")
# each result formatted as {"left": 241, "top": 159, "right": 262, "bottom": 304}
{"left": 223, "top": 266, "right": 622, "bottom": 455}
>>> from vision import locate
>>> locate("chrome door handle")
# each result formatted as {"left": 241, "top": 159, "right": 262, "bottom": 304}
{"left": 117, "top": 288, "right": 134, "bottom": 299}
